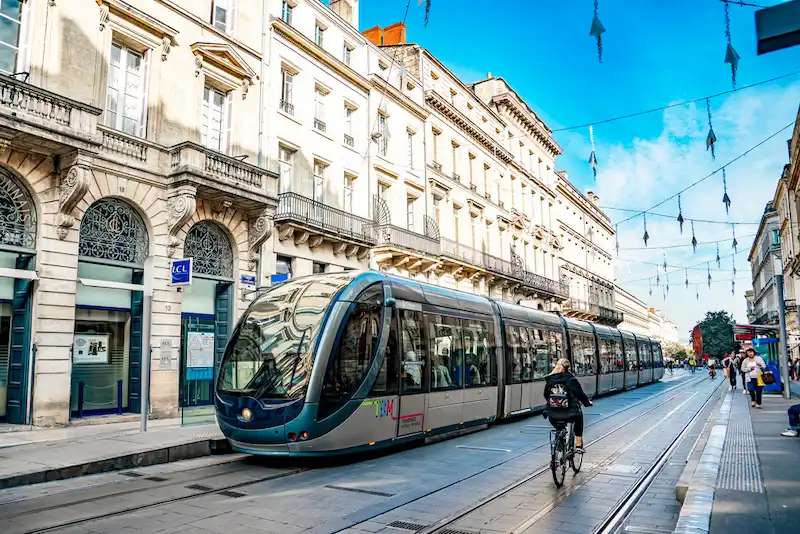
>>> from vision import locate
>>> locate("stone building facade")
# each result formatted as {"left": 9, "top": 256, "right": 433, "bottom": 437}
{"left": 748, "top": 203, "right": 781, "bottom": 326}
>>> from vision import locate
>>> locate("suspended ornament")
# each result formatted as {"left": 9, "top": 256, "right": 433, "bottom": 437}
{"left": 589, "top": 0, "right": 606, "bottom": 63}
{"left": 722, "top": 167, "right": 732, "bottom": 214}
{"left": 691, "top": 221, "right": 698, "bottom": 253}
{"left": 723, "top": 2, "right": 740, "bottom": 89}
{"left": 615, "top": 224, "right": 619, "bottom": 255}
{"left": 708, "top": 263, "right": 712, "bottom": 288}
{"left": 696, "top": 284, "right": 699, "bottom": 300}
{"left": 732, "top": 223, "right": 738, "bottom": 252}
{"left": 706, "top": 99, "right": 717, "bottom": 161}
{"left": 677, "top": 195, "right": 685, "bottom": 234}
{"left": 685, "top": 268, "right": 689, "bottom": 289}
{"left": 643, "top": 213, "right": 649, "bottom": 246}
{"left": 663, "top": 253, "right": 667, "bottom": 272}
{"left": 716, "top": 243, "right": 721, "bottom": 268}
{"left": 666, "top": 273, "right": 670, "bottom": 294}
{"left": 733, "top": 255, "right": 737, "bottom": 276}
{"left": 731, "top": 278, "right": 736, "bottom": 296}
{"left": 589, "top": 125, "right": 598, "bottom": 179}
{"left": 656, "top": 267, "right": 660, "bottom": 287}
{"left": 649, "top": 279, "right": 653, "bottom": 296}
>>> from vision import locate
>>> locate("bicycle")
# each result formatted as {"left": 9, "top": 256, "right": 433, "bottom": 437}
{"left": 549, "top": 420, "right": 582, "bottom": 487}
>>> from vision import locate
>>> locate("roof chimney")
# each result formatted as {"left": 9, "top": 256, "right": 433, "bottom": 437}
{"left": 383, "top": 22, "right": 407, "bottom": 46}
{"left": 362, "top": 25, "right": 383, "bottom": 46}
{"left": 586, "top": 191, "right": 600, "bottom": 205}
{"left": 487, "top": 71, "right": 492, "bottom": 78}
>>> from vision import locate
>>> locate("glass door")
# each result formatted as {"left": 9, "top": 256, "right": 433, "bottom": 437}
{"left": 180, "top": 315, "right": 215, "bottom": 407}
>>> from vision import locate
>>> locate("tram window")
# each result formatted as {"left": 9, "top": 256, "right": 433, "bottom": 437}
{"left": 612, "top": 339, "right": 624, "bottom": 372}
{"left": 570, "top": 334, "right": 595, "bottom": 377}
{"left": 598, "top": 339, "right": 611, "bottom": 374}
{"left": 318, "top": 284, "right": 383, "bottom": 419}
{"left": 370, "top": 314, "right": 399, "bottom": 396}
{"left": 427, "top": 314, "right": 463, "bottom": 390}
{"left": 549, "top": 330, "right": 563, "bottom": 369}
{"left": 505, "top": 325, "right": 522, "bottom": 384}
{"left": 529, "top": 329, "right": 549, "bottom": 380}
{"left": 638, "top": 343, "right": 650, "bottom": 369}
{"left": 624, "top": 341, "right": 637, "bottom": 372}
{"left": 400, "top": 310, "right": 427, "bottom": 394}
{"left": 518, "top": 327, "right": 532, "bottom": 382}
{"left": 463, "top": 320, "right": 494, "bottom": 387}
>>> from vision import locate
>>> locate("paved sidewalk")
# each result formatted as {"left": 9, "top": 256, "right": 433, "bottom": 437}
{"left": 0, "top": 416, "right": 226, "bottom": 490}
{"left": 709, "top": 392, "right": 800, "bottom": 534}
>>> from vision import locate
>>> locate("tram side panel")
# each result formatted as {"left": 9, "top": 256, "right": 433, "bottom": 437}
{"left": 565, "top": 327, "right": 598, "bottom": 398}
{"left": 621, "top": 333, "right": 638, "bottom": 389}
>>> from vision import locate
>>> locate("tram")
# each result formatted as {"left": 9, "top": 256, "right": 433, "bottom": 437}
{"left": 215, "top": 271, "right": 664, "bottom": 456}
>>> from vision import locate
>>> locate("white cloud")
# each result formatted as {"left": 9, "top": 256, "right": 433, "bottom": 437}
{"left": 587, "top": 83, "right": 799, "bottom": 343}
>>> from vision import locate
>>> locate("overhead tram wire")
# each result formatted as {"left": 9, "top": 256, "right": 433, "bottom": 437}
{"left": 614, "top": 119, "right": 799, "bottom": 226}
{"left": 551, "top": 70, "right": 800, "bottom": 132}
{"left": 617, "top": 233, "right": 756, "bottom": 251}
{"left": 601, "top": 207, "right": 760, "bottom": 225}
{"left": 616, "top": 256, "right": 743, "bottom": 272}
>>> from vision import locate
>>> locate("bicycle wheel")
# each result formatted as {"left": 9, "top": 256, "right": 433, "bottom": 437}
{"left": 551, "top": 431, "right": 567, "bottom": 487}
{"left": 569, "top": 426, "right": 583, "bottom": 473}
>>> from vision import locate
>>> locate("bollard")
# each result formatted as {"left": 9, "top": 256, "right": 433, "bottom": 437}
{"left": 77, "top": 381, "right": 85, "bottom": 419}
{"left": 117, "top": 379, "right": 123, "bottom": 415}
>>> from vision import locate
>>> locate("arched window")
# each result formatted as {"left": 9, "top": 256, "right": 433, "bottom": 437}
{"left": 0, "top": 167, "right": 37, "bottom": 252}
{"left": 79, "top": 198, "right": 148, "bottom": 265}
{"left": 184, "top": 222, "right": 233, "bottom": 278}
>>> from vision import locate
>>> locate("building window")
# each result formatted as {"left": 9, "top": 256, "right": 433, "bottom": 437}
{"left": 201, "top": 86, "right": 230, "bottom": 154}
{"left": 314, "top": 24, "right": 324, "bottom": 47}
{"left": 278, "top": 145, "right": 294, "bottom": 193}
{"left": 0, "top": 0, "right": 23, "bottom": 74}
{"left": 313, "top": 161, "right": 326, "bottom": 204}
{"left": 313, "top": 262, "right": 326, "bottom": 274}
{"left": 432, "top": 130, "right": 440, "bottom": 166}
{"left": 451, "top": 142, "right": 458, "bottom": 178}
{"left": 773, "top": 229, "right": 781, "bottom": 245}
{"left": 314, "top": 88, "right": 326, "bottom": 132}
{"left": 407, "top": 131, "right": 414, "bottom": 169}
{"left": 280, "top": 69, "right": 294, "bottom": 115}
{"left": 432, "top": 196, "right": 440, "bottom": 228}
{"left": 343, "top": 44, "right": 352, "bottom": 66}
{"left": 344, "top": 106, "right": 354, "bottom": 146}
{"left": 378, "top": 114, "right": 388, "bottom": 156}
{"left": 379, "top": 61, "right": 388, "bottom": 76}
{"left": 281, "top": 0, "right": 293, "bottom": 24}
{"left": 469, "top": 154, "right": 475, "bottom": 186}
{"left": 377, "top": 182, "right": 389, "bottom": 201}
{"left": 453, "top": 207, "right": 460, "bottom": 242}
{"left": 343, "top": 175, "right": 354, "bottom": 212}
{"left": 105, "top": 43, "right": 147, "bottom": 137}
{"left": 483, "top": 164, "right": 490, "bottom": 197}
{"left": 407, "top": 196, "right": 415, "bottom": 231}
{"left": 211, "top": 0, "right": 235, "bottom": 33}
{"left": 276, "top": 255, "right": 293, "bottom": 279}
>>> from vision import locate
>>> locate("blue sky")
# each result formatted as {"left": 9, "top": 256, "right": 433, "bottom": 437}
{"left": 360, "top": 0, "right": 800, "bottom": 340}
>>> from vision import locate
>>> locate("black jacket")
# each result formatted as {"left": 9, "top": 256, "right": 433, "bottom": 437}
{"left": 544, "top": 371, "right": 591, "bottom": 418}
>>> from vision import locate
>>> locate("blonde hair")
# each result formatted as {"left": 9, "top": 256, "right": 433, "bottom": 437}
{"left": 550, "top": 358, "right": 572, "bottom": 375}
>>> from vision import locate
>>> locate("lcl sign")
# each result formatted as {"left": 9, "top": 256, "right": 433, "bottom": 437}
{"left": 170, "top": 258, "right": 193, "bottom": 287}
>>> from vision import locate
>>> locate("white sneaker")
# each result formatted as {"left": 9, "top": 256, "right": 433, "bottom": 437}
{"left": 743, "top": 389, "right": 748, "bottom": 395}
{"left": 781, "top": 429, "right": 798, "bottom": 437}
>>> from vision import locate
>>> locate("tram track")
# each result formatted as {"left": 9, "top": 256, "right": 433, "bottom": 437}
{"left": 7, "top": 375, "right": 705, "bottom": 534}
{"left": 381, "top": 377, "right": 725, "bottom": 534}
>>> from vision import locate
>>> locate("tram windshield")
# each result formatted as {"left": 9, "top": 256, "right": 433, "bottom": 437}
{"left": 217, "top": 274, "right": 355, "bottom": 399}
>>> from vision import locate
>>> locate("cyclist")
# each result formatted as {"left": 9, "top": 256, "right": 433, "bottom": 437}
{"left": 544, "top": 358, "right": 593, "bottom": 453}
{"left": 708, "top": 356, "right": 717, "bottom": 379}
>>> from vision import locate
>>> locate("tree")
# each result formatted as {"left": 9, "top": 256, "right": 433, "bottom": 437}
{"left": 662, "top": 341, "right": 682, "bottom": 359}
{"left": 696, "top": 310, "right": 741, "bottom": 358}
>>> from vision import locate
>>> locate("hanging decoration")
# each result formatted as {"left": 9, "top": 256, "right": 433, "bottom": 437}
{"left": 643, "top": 213, "right": 649, "bottom": 246}
{"left": 732, "top": 278, "right": 736, "bottom": 296}
{"left": 723, "top": 2, "right": 740, "bottom": 90}
{"left": 666, "top": 272, "right": 670, "bottom": 295}
{"left": 722, "top": 167, "right": 731, "bottom": 214}
{"left": 696, "top": 284, "right": 699, "bottom": 300}
{"left": 708, "top": 263, "right": 712, "bottom": 288}
{"left": 733, "top": 255, "right": 737, "bottom": 276}
{"left": 685, "top": 268, "right": 689, "bottom": 289}
{"left": 656, "top": 266, "right": 660, "bottom": 287}
{"left": 649, "top": 278, "right": 653, "bottom": 296}
{"left": 615, "top": 224, "right": 619, "bottom": 255}
{"left": 706, "top": 99, "right": 717, "bottom": 161}
{"left": 589, "top": 125, "right": 598, "bottom": 179}
{"left": 663, "top": 253, "right": 667, "bottom": 273}
{"left": 589, "top": 0, "right": 606, "bottom": 63}
{"left": 677, "top": 195, "right": 685, "bottom": 234}
{"left": 732, "top": 223, "right": 738, "bottom": 252}
{"left": 716, "top": 243, "right": 721, "bottom": 268}
{"left": 691, "top": 221, "right": 698, "bottom": 253}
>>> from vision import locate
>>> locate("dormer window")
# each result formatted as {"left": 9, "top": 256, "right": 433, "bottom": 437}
{"left": 315, "top": 23, "right": 325, "bottom": 47}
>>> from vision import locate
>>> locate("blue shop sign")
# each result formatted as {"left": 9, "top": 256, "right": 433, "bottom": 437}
{"left": 270, "top": 273, "right": 289, "bottom": 285}
{"left": 241, "top": 274, "right": 256, "bottom": 287}
{"left": 170, "top": 258, "right": 193, "bottom": 286}
{"left": 753, "top": 337, "right": 778, "bottom": 346}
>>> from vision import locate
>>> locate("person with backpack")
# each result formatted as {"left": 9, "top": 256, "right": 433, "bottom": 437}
{"left": 544, "top": 358, "right": 593, "bottom": 453}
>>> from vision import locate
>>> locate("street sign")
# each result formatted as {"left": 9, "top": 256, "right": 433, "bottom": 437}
{"left": 270, "top": 273, "right": 289, "bottom": 285}
{"left": 241, "top": 274, "right": 256, "bottom": 288}
{"left": 170, "top": 258, "right": 193, "bottom": 286}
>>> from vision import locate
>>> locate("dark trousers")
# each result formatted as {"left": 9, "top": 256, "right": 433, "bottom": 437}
{"left": 748, "top": 380, "right": 763, "bottom": 405}
{"left": 788, "top": 405, "right": 800, "bottom": 428}
{"left": 729, "top": 368, "right": 737, "bottom": 387}
{"left": 550, "top": 411, "right": 584, "bottom": 436}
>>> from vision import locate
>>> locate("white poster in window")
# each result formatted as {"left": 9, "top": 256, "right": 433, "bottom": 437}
{"left": 73, "top": 334, "right": 110, "bottom": 364}
{"left": 187, "top": 332, "right": 215, "bottom": 369}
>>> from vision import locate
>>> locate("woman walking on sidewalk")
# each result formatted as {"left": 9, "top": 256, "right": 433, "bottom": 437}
{"left": 741, "top": 348, "right": 767, "bottom": 409}
{"left": 722, "top": 353, "right": 737, "bottom": 390}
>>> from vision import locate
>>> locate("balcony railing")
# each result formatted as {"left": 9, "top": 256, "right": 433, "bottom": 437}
{"left": 598, "top": 306, "right": 624, "bottom": 323}
{"left": 314, "top": 118, "right": 326, "bottom": 133}
{"left": 169, "top": 142, "right": 276, "bottom": 196}
{"left": 374, "top": 224, "right": 441, "bottom": 257}
{"left": 498, "top": 200, "right": 505, "bottom": 208}
{"left": 344, "top": 133, "right": 354, "bottom": 147}
{"left": 441, "top": 237, "right": 484, "bottom": 267}
{"left": 522, "top": 270, "right": 570, "bottom": 299}
{"left": 755, "top": 310, "right": 780, "bottom": 325}
{"left": 279, "top": 99, "right": 294, "bottom": 115}
{"left": 566, "top": 298, "right": 594, "bottom": 315}
{"left": 99, "top": 126, "right": 148, "bottom": 162}
{"left": 433, "top": 161, "right": 442, "bottom": 172}
{"left": 275, "top": 192, "right": 375, "bottom": 244}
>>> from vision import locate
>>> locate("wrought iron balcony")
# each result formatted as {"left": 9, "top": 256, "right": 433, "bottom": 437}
{"left": 522, "top": 270, "right": 570, "bottom": 299}
{"left": 755, "top": 310, "right": 780, "bottom": 325}
{"left": 441, "top": 237, "right": 484, "bottom": 267}
{"left": 314, "top": 118, "right": 326, "bottom": 133}
{"left": 279, "top": 99, "right": 294, "bottom": 115}
{"left": 274, "top": 192, "right": 375, "bottom": 246}
{"left": 565, "top": 298, "right": 595, "bottom": 316}
{"left": 0, "top": 73, "right": 102, "bottom": 155}
{"left": 598, "top": 306, "right": 624, "bottom": 324}
{"left": 433, "top": 161, "right": 442, "bottom": 172}
{"left": 344, "top": 133, "right": 354, "bottom": 147}
{"left": 374, "top": 224, "right": 441, "bottom": 257}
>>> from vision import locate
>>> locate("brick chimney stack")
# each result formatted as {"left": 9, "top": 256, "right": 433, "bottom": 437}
{"left": 361, "top": 22, "right": 407, "bottom": 46}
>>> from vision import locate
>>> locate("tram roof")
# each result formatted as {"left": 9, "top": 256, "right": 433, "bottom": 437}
{"left": 562, "top": 316, "right": 595, "bottom": 335}
{"left": 492, "top": 300, "right": 564, "bottom": 329}
{"left": 593, "top": 323, "right": 621, "bottom": 339}
{"left": 384, "top": 274, "right": 496, "bottom": 316}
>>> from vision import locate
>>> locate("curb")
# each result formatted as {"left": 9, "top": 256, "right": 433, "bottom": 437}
{"left": 0, "top": 437, "right": 229, "bottom": 491}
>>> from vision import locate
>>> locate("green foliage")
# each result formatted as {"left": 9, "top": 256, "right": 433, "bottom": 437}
{"left": 696, "top": 310, "right": 740, "bottom": 358}
{"left": 676, "top": 348, "right": 689, "bottom": 361}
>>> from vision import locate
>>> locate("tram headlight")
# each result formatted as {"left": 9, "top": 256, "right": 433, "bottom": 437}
{"left": 238, "top": 408, "right": 253, "bottom": 422}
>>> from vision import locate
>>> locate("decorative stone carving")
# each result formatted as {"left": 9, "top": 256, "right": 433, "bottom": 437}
{"left": 247, "top": 211, "right": 273, "bottom": 270}
{"left": 241, "top": 78, "right": 250, "bottom": 100}
{"left": 166, "top": 187, "right": 196, "bottom": 257}
{"left": 194, "top": 53, "right": 203, "bottom": 76}
{"left": 57, "top": 165, "right": 91, "bottom": 240}
{"left": 98, "top": 2, "right": 110, "bottom": 31}
{"left": 0, "top": 139, "right": 10, "bottom": 158}
{"left": 161, "top": 36, "right": 171, "bottom": 61}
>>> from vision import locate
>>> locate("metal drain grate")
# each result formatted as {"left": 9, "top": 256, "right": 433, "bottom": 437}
{"left": 217, "top": 490, "right": 247, "bottom": 498}
{"left": 120, "top": 472, "right": 143, "bottom": 477}
{"left": 440, "top": 529, "right": 477, "bottom": 534}
{"left": 186, "top": 484, "right": 213, "bottom": 491}
{"left": 324, "top": 484, "right": 395, "bottom": 497}
{"left": 387, "top": 521, "right": 427, "bottom": 531}
{"left": 144, "top": 476, "right": 168, "bottom": 482}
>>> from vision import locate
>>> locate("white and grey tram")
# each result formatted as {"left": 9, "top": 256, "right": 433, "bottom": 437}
{"left": 215, "top": 271, "right": 664, "bottom": 456}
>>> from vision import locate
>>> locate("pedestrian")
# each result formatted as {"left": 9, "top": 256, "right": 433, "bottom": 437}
{"left": 781, "top": 404, "right": 800, "bottom": 437}
{"left": 689, "top": 357, "right": 696, "bottom": 373}
{"left": 741, "top": 348, "right": 767, "bottom": 409}
{"left": 722, "top": 353, "right": 737, "bottom": 390}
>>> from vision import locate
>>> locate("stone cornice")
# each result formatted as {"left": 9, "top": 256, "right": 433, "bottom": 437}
{"left": 272, "top": 17, "right": 371, "bottom": 94}
{"left": 372, "top": 75, "right": 428, "bottom": 122}
{"left": 556, "top": 178, "right": 614, "bottom": 234}
{"left": 426, "top": 89, "right": 513, "bottom": 163}
{"left": 99, "top": 0, "right": 178, "bottom": 42}
{"left": 492, "top": 93, "right": 562, "bottom": 156}
{"left": 559, "top": 221, "right": 613, "bottom": 262}
{"left": 190, "top": 42, "right": 258, "bottom": 82}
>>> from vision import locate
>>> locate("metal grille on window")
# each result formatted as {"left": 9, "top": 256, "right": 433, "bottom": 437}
{"left": 79, "top": 199, "right": 148, "bottom": 265}
{"left": 184, "top": 222, "right": 233, "bottom": 278}
{"left": 0, "top": 168, "right": 36, "bottom": 251}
